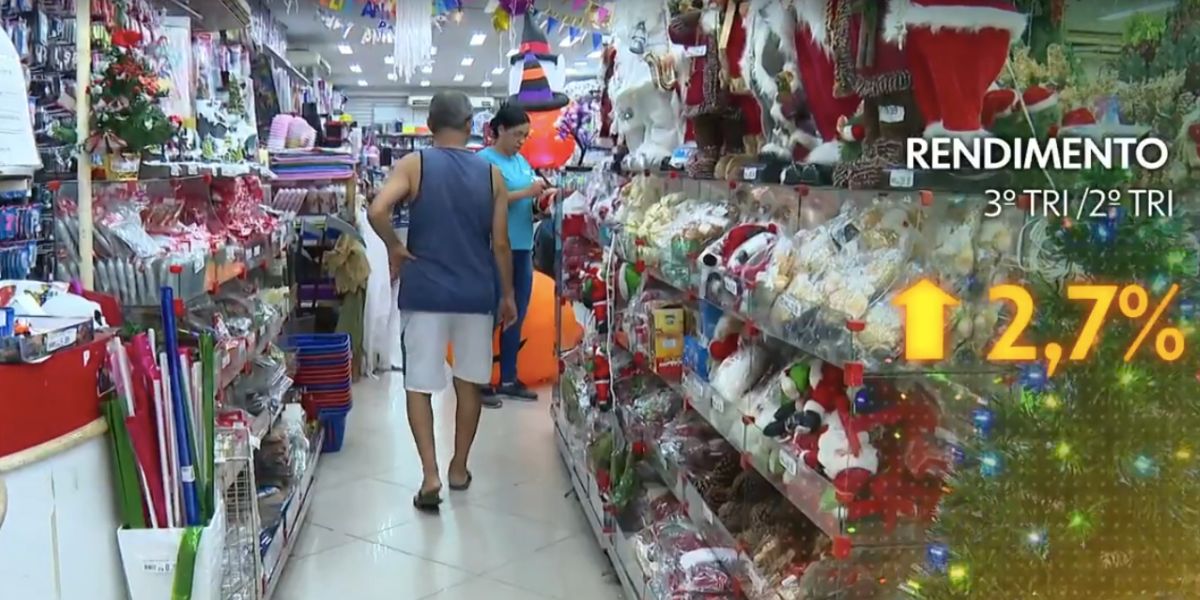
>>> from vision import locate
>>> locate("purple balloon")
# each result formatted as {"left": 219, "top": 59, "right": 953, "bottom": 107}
{"left": 500, "top": 0, "right": 534, "bottom": 15}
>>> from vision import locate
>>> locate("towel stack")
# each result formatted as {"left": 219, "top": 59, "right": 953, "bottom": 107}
{"left": 268, "top": 150, "right": 357, "bottom": 182}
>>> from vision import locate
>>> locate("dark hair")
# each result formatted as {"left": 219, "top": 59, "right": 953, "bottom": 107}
{"left": 428, "top": 91, "right": 474, "bottom": 134}
{"left": 489, "top": 103, "right": 530, "bottom": 136}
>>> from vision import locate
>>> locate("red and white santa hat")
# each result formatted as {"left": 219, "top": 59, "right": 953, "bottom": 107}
{"left": 1022, "top": 85, "right": 1059, "bottom": 114}
{"left": 981, "top": 88, "right": 1019, "bottom": 128}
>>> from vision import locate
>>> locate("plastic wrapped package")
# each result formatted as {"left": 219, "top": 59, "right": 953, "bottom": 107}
{"left": 709, "top": 342, "right": 769, "bottom": 402}
{"left": 281, "top": 404, "right": 310, "bottom": 481}
{"left": 657, "top": 412, "right": 719, "bottom": 467}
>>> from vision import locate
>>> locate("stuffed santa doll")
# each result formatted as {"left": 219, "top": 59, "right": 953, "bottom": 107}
{"left": 717, "top": 0, "right": 764, "bottom": 179}
{"left": 883, "top": 0, "right": 1027, "bottom": 137}
{"left": 671, "top": 0, "right": 740, "bottom": 178}
{"left": 791, "top": 0, "right": 864, "bottom": 164}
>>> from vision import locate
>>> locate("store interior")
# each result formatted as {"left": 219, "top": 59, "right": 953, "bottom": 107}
{"left": 1, "top": 0, "right": 1199, "bottom": 599}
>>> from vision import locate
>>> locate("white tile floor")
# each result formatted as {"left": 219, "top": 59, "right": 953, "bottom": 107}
{"left": 276, "top": 373, "right": 626, "bottom": 600}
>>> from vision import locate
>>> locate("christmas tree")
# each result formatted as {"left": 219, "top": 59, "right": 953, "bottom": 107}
{"left": 907, "top": 187, "right": 1200, "bottom": 596}
{"left": 86, "top": 28, "right": 176, "bottom": 155}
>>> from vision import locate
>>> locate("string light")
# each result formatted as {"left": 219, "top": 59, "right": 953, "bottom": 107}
{"left": 948, "top": 563, "right": 969, "bottom": 586}
{"left": 1054, "top": 441, "right": 1072, "bottom": 461}
{"left": 1175, "top": 446, "right": 1193, "bottom": 461}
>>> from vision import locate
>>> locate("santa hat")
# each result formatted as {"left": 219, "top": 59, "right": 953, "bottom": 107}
{"left": 884, "top": 0, "right": 1027, "bottom": 137}
{"left": 509, "top": 53, "right": 570, "bottom": 111}
{"left": 509, "top": 11, "right": 557, "bottom": 66}
{"left": 836, "top": 115, "right": 864, "bottom": 143}
{"left": 1060, "top": 107, "right": 1096, "bottom": 128}
{"left": 980, "top": 88, "right": 1018, "bottom": 128}
{"left": 1022, "top": 85, "right": 1058, "bottom": 114}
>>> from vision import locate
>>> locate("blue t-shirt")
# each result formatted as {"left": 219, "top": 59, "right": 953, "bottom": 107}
{"left": 478, "top": 147, "right": 535, "bottom": 251}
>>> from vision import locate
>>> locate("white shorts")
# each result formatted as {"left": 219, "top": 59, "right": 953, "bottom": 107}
{"left": 401, "top": 311, "right": 495, "bottom": 393}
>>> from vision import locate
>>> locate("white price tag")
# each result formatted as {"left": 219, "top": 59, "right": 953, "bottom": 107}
{"left": 879, "top": 104, "right": 906, "bottom": 123}
{"left": 141, "top": 560, "right": 174, "bottom": 574}
{"left": 45, "top": 328, "right": 75, "bottom": 352}
{"left": 685, "top": 45, "right": 707, "bottom": 57}
{"left": 711, "top": 394, "right": 725, "bottom": 413}
{"left": 723, "top": 276, "right": 738, "bottom": 295}
{"left": 193, "top": 256, "right": 205, "bottom": 273}
{"left": 777, "top": 294, "right": 802, "bottom": 316}
{"left": 779, "top": 448, "right": 800, "bottom": 477}
{"left": 742, "top": 166, "right": 758, "bottom": 180}
{"left": 889, "top": 169, "right": 914, "bottom": 188}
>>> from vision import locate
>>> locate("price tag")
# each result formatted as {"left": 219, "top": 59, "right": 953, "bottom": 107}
{"left": 879, "top": 104, "right": 906, "bottom": 123}
{"left": 711, "top": 394, "right": 725, "bottom": 413}
{"left": 45, "top": 328, "right": 75, "bottom": 352}
{"left": 193, "top": 256, "right": 205, "bottom": 273}
{"left": 724, "top": 276, "right": 738, "bottom": 295}
{"left": 141, "top": 560, "right": 174, "bottom": 574}
{"left": 777, "top": 294, "right": 803, "bottom": 317}
{"left": 889, "top": 169, "right": 914, "bottom": 188}
{"left": 742, "top": 166, "right": 758, "bottom": 181}
{"left": 685, "top": 45, "right": 707, "bottom": 57}
{"left": 779, "top": 447, "right": 800, "bottom": 477}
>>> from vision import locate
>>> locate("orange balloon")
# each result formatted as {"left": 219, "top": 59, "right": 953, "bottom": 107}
{"left": 446, "top": 272, "right": 583, "bottom": 386}
{"left": 521, "top": 108, "right": 576, "bottom": 169}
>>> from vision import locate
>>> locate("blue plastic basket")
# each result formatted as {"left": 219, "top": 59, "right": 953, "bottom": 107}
{"left": 318, "top": 407, "right": 351, "bottom": 453}
{"left": 282, "top": 334, "right": 351, "bottom": 354}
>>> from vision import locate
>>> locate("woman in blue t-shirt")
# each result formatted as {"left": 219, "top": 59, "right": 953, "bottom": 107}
{"left": 478, "top": 104, "right": 553, "bottom": 401}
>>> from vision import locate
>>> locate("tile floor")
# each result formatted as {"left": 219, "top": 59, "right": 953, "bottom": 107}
{"left": 276, "top": 372, "right": 626, "bottom": 600}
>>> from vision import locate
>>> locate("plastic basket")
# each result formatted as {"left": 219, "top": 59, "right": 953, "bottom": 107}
{"left": 319, "top": 409, "right": 349, "bottom": 453}
{"left": 283, "top": 334, "right": 351, "bottom": 354}
{"left": 296, "top": 353, "right": 352, "bottom": 367}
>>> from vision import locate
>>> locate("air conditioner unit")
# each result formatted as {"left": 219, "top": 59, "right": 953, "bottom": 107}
{"left": 408, "top": 95, "right": 434, "bottom": 108}
{"left": 470, "top": 96, "right": 496, "bottom": 109}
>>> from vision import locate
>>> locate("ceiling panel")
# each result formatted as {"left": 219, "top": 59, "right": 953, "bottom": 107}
{"left": 270, "top": 0, "right": 604, "bottom": 93}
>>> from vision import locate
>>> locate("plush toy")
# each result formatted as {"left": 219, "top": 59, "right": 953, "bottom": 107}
{"left": 609, "top": 2, "right": 684, "bottom": 168}
{"left": 717, "top": 0, "right": 765, "bottom": 179}
{"left": 884, "top": 0, "right": 1026, "bottom": 137}
{"left": 708, "top": 314, "right": 743, "bottom": 361}
{"left": 671, "top": 0, "right": 741, "bottom": 177}
{"left": 792, "top": 0, "right": 863, "bottom": 164}
{"left": 591, "top": 349, "right": 612, "bottom": 409}
{"left": 700, "top": 223, "right": 778, "bottom": 269}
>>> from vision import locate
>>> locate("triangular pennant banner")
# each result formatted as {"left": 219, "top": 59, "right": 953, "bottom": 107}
{"left": 546, "top": 16, "right": 558, "bottom": 34}
{"left": 592, "top": 31, "right": 602, "bottom": 50}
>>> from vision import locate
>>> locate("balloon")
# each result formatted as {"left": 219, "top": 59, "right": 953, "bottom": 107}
{"left": 521, "top": 109, "right": 577, "bottom": 169}
{"left": 499, "top": 0, "right": 533, "bottom": 15}
{"left": 446, "top": 272, "right": 583, "bottom": 386}
{"left": 492, "top": 9, "right": 510, "bottom": 31}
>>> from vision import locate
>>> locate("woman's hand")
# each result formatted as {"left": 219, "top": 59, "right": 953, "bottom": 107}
{"left": 528, "top": 178, "right": 548, "bottom": 197}
{"left": 389, "top": 245, "right": 415, "bottom": 280}
{"left": 499, "top": 293, "right": 518, "bottom": 330}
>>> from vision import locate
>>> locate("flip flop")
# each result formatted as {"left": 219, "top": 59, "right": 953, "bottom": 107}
{"left": 412, "top": 488, "right": 443, "bottom": 511}
{"left": 448, "top": 471, "right": 473, "bottom": 491}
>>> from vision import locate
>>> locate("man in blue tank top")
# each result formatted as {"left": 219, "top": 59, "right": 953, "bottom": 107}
{"left": 367, "top": 92, "right": 518, "bottom": 511}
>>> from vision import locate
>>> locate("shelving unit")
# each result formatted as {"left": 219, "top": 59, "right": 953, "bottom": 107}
{"left": 554, "top": 167, "right": 1025, "bottom": 598}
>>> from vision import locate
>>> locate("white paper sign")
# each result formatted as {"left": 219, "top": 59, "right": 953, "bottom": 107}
{"left": 0, "top": 33, "right": 40, "bottom": 168}
{"left": 879, "top": 105, "right": 905, "bottom": 123}
{"left": 889, "top": 169, "right": 914, "bottom": 188}
{"left": 711, "top": 394, "right": 725, "bottom": 413}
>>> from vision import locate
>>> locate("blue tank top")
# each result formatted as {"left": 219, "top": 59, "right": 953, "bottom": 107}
{"left": 397, "top": 148, "right": 498, "bottom": 314}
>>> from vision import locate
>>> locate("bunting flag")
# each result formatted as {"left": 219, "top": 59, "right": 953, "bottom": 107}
{"left": 591, "top": 31, "right": 602, "bottom": 50}
{"left": 546, "top": 16, "right": 558, "bottom": 34}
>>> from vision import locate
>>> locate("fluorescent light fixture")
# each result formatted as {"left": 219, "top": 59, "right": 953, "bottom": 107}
{"left": 431, "top": 46, "right": 438, "bottom": 55}
{"left": 559, "top": 36, "right": 574, "bottom": 48}
{"left": 575, "top": 60, "right": 589, "bottom": 67}
{"left": 453, "top": 73, "right": 465, "bottom": 82}
{"left": 507, "top": 49, "right": 518, "bottom": 57}
{"left": 387, "top": 73, "right": 398, "bottom": 81}
{"left": 421, "top": 65, "right": 434, "bottom": 74}
{"left": 384, "top": 55, "right": 394, "bottom": 64}
{"left": 357, "top": 79, "right": 368, "bottom": 86}
{"left": 587, "top": 49, "right": 601, "bottom": 59}
{"left": 420, "top": 80, "right": 431, "bottom": 87}
{"left": 481, "top": 80, "right": 493, "bottom": 88}
{"left": 492, "top": 66, "right": 505, "bottom": 74}
{"left": 565, "top": 67, "right": 581, "bottom": 76}
{"left": 349, "top": 64, "right": 363, "bottom": 73}
{"left": 1099, "top": 1, "right": 1175, "bottom": 20}
{"left": 461, "top": 57, "right": 475, "bottom": 66}
{"left": 469, "top": 33, "right": 487, "bottom": 46}
{"left": 337, "top": 44, "right": 353, "bottom": 55}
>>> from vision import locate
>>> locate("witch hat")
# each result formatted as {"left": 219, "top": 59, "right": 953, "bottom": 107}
{"left": 509, "top": 52, "right": 570, "bottom": 111}
{"left": 509, "top": 11, "right": 557, "bottom": 65}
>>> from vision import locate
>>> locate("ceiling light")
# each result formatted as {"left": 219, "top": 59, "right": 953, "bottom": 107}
{"left": 453, "top": 73, "right": 465, "bottom": 82}
{"left": 387, "top": 73, "right": 398, "bottom": 81}
{"left": 507, "top": 49, "right": 518, "bottom": 57}
{"left": 421, "top": 65, "right": 434, "bottom": 74}
{"left": 492, "top": 66, "right": 504, "bottom": 75}
{"left": 349, "top": 64, "right": 363, "bottom": 73}
{"left": 575, "top": 60, "right": 589, "bottom": 67}
{"left": 469, "top": 33, "right": 487, "bottom": 46}
{"left": 461, "top": 57, "right": 475, "bottom": 66}
{"left": 431, "top": 46, "right": 438, "bottom": 56}
{"left": 559, "top": 37, "right": 574, "bottom": 48}
{"left": 1098, "top": 1, "right": 1175, "bottom": 21}
{"left": 337, "top": 44, "right": 353, "bottom": 55}
{"left": 587, "top": 49, "right": 601, "bottom": 59}
{"left": 357, "top": 79, "right": 368, "bottom": 86}
{"left": 481, "top": 80, "right": 493, "bottom": 88}
{"left": 420, "top": 80, "right": 431, "bottom": 87}
{"left": 384, "top": 55, "right": 394, "bottom": 64}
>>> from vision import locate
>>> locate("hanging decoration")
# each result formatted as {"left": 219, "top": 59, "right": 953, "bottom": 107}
{"left": 506, "top": 12, "right": 575, "bottom": 169}
{"left": 392, "top": 0, "right": 433, "bottom": 82}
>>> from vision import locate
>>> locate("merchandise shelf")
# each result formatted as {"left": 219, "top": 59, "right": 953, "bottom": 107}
{"left": 262, "top": 425, "right": 323, "bottom": 600}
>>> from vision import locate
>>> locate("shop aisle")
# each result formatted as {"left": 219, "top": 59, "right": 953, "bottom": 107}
{"left": 276, "top": 373, "right": 625, "bottom": 600}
